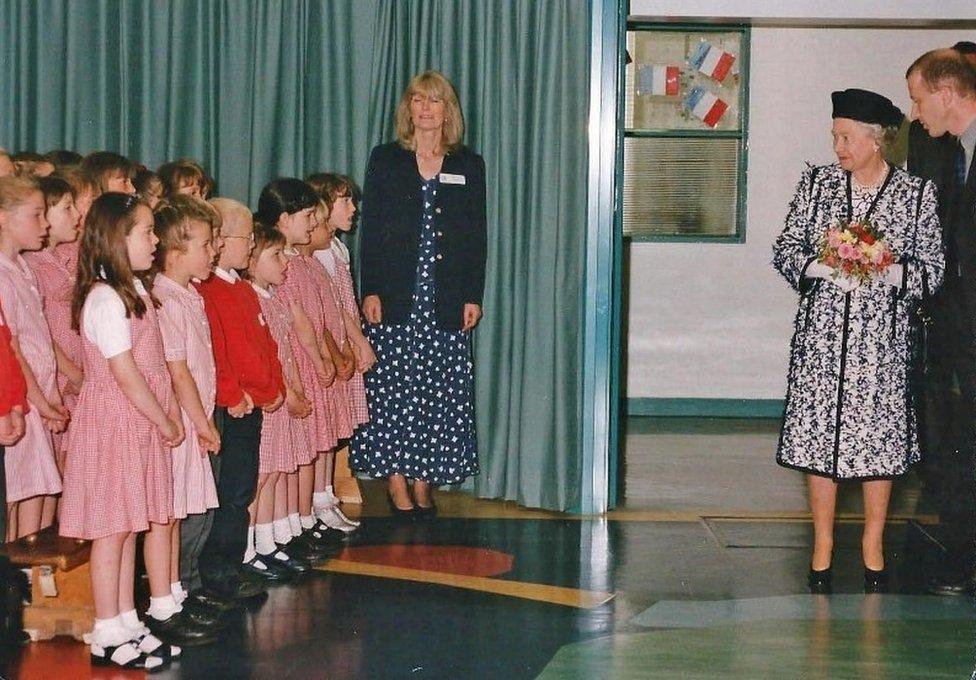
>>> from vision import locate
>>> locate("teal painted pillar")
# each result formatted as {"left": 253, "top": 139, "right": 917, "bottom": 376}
{"left": 581, "top": 0, "right": 623, "bottom": 515}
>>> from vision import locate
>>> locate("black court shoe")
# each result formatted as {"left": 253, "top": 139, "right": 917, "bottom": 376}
{"left": 387, "top": 493, "right": 418, "bottom": 520}
{"left": 864, "top": 566, "right": 889, "bottom": 593}
{"left": 415, "top": 500, "right": 437, "bottom": 520}
{"left": 808, "top": 566, "right": 833, "bottom": 594}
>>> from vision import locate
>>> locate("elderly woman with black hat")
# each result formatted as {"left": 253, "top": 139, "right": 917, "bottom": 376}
{"left": 772, "top": 88, "right": 945, "bottom": 593}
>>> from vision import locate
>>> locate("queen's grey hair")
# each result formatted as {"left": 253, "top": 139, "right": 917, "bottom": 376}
{"left": 854, "top": 120, "right": 900, "bottom": 154}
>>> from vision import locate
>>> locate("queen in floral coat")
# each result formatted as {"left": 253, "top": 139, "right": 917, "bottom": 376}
{"left": 771, "top": 88, "right": 944, "bottom": 592}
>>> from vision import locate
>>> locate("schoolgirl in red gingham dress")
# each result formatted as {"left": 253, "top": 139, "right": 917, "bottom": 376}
{"left": 254, "top": 282, "right": 315, "bottom": 471}
{"left": 0, "top": 251, "right": 63, "bottom": 505}
{"left": 306, "top": 254, "right": 354, "bottom": 440}
{"left": 24, "top": 242, "right": 82, "bottom": 460}
{"left": 59, "top": 280, "right": 174, "bottom": 539}
{"left": 319, "top": 238, "right": 369, "bottom": 427}
{"left": 276, "top": 252, "right": 341, "bottom": 452}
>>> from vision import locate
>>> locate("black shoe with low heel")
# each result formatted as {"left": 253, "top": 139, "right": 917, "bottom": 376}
{"left": 387, "top": 494, "right": 418, "bottom": 520}
{"left": 415, "top": 500, "right": 438, "bottom": 520}
{"left": 808, "top": 566, "right": 833, "bottom": 594}
{"left": 864, "top": 566, "right": 889, "bottom": 593}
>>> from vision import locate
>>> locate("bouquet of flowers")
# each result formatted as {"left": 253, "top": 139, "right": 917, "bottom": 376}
{"left": 817, "top": 219, "right": 895, "bottom": 284}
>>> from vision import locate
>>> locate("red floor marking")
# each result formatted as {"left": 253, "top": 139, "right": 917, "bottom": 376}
{"left": 14, "top": 637, "right": 146, "bottom": 679}
{"left": 337, "top": 545, "right": 514, "bottom": 577}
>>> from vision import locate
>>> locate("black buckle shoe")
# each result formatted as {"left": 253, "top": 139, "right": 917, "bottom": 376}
{"left": 263, "top": 546, "right": 312, "bottom": 575}
{"left": 91, "top": 642, "right": 168, "bottom": 672}
{"left": 242, "top": 555, "right": 291, "bottom": 582}
{"left": 288, "top": 533, "right": 338, "bottom": 562}
{"left": 808, "top": 566, "right": 832, "bottom": 594}
{"left": 308, "top": 522, "right": 347, "bottom": 549}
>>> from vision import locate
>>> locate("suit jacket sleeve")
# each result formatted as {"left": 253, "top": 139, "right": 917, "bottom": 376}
{"left": 360, "top": 145, "right": 385, "bottom": 299}
{"left": 463, "top": 153, "right": 488, "bottom": 305}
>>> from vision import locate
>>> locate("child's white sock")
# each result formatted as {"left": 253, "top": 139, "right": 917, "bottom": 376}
{"left": 273, "top": 518, "right": 292, "bottom": 545}
{"left": 324, "top": 484, "right": 340, "bottom": 505}
{"left": 288, "top": 512, "right": 302, "bottom": 537}
{"left": 147, "top": 594, "right": 181, "bottom": 622}
{"left": 255, "top": 522, "right": 277, "bottom": 555}
{"left": 243, "top": 525, "right": 257, "bottom": 563}
{"left": 312, "top": 490, "right": 333, "bottom": 512}
{"left": 119, "top": 609, "right": 143, "bottom": 633}
{"left": 92, "top": 615, "right": 130, "bottom": 647}
{"left": 300, "top": 514, "right": 316, "bottom": 530}
{"left": 170, "top": 581, "right": 187, "bottom": 605}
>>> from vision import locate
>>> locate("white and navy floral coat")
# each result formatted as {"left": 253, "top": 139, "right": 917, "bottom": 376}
{"left": 772, "top": 163, "right": 944, "bottom": 480}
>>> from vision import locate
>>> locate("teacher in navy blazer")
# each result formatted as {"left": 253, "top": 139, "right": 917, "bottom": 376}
{"left": 351, "top": 70, "right": 486, "bottom": 519}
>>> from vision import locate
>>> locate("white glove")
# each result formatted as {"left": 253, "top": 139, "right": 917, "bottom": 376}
{"left": 805, "top": 260, "right": 860, "bottom": 293}
{"left": 883, "top": 263, "right": 904, "bottom": 289}
{"left": 804, "top": 261, "right": 833, "bottom": 280}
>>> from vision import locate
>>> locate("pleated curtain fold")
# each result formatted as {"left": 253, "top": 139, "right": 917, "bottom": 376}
{"left": 0, "top": 0, "right": 591, "bottom": 512}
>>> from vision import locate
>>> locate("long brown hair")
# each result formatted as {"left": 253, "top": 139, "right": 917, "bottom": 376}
{"left": 72, "top": 192, "right": 152, "bottom": 330}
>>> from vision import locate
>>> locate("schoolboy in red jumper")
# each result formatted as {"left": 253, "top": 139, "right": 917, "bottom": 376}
{"left": 195, "top": 198, "right": 284, "bottom": 600}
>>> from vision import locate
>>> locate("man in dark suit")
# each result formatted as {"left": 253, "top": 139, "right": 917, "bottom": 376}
{"left": 907, "top": 44, "right": 976, "bottom": 595}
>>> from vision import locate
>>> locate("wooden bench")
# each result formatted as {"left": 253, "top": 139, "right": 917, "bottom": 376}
{"left": 4, "top": 528, "right": 91, "bottom": 641}
{"left": 334, "top": 444, "right": 363, "bottom": 504}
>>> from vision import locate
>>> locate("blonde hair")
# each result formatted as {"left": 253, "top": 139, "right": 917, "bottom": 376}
{"left": 0, "top": 176, "right": 41, "bottom": 211}
{"left": 395, "top": 71, "right": 464, "bottom": 153}
{"left": 153, "top": 194, "right": 220, "bottom": 271}
{"left": 209, "top": 197, "right": 252, "bottom": 235}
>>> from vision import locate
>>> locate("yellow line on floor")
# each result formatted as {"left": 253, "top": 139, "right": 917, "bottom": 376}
{"left": 318, "top": 560, "right": 615, "bottom": 609}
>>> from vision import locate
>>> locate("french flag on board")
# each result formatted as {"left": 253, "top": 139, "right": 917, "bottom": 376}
{"left": 685, "top": 86, "right": 728, "bottom": 128}
{"left": 637, "top": 64, "right": 681, "bottom": 96}
{"left": 689, "top": 41, "right": 735, "bottom": 82}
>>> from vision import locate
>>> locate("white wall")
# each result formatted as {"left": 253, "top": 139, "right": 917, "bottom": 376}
{"left": 626, "top": 27, "right": 976, "bottom": 399}
{"left": 629, "top": 1, "right": 976, "bottom": 21}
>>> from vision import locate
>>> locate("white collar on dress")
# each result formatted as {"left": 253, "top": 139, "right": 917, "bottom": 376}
{"left": 213, "top": 267, "right": 240, "bottom": 283}
{"left": 250, "top": 281, "right": 272, "bottom": 299}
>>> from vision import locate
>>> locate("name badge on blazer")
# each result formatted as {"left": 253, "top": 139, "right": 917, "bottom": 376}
{"left": 439, "top": 172, "right": 466, "bottom": 185}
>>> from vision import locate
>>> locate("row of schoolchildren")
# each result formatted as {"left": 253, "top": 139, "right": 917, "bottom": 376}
{"left": 0, "top": 148, "right": 375, "bottom": 671}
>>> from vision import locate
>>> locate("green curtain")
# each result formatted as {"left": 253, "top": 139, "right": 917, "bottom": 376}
{"left": 0, "top": 0, "right": 591, "bottom": 512}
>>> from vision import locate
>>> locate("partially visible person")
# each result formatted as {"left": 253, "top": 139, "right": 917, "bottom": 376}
{"left": 773, "top": 88, "right": 943, "bottom": 594}
{"left": 906, "top": 47, "right": 976, "bottom": 596}
{"left": 0, "top": 299, "right": 27, "bottom": 447}
{"left": 81, "top": 151, "right": 136, "bottom": 194}
{"left": 0, "top": 177, "right": 67, "bottom": 540}
{"left": 134, "top": 169, "right": 164, "bottom": 209}
{"left": 908, "top": 43, "right": 976, "bottom": 493}
{"left": 0, "top": 149, "right": 15, "bottom": 178}
{"left": 23, "top": 177, "right": 83, "bottom": 531}
{"left": 45, "top": 149, "right": 83, "bottom": 170}
{"left": 0, "top": 298, "right": 28, "bottom": 544}
{"left": 253, "top": 178, "right": 335, "bottom": 579}
{"left": 158, "top": 160, "right": 206, "bottom": 199}
{"left": 11, "top": 152, "right": 55, "bottom": 178}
